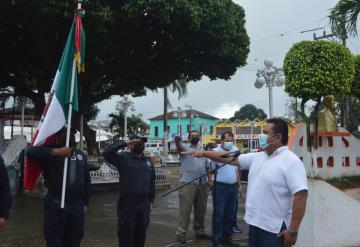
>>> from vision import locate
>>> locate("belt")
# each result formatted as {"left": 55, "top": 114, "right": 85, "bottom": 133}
{"left": 215, "top": 181, "right": 237, "bottom": 187}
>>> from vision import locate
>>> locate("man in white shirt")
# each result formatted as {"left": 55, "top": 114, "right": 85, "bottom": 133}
{"left": 184, "top": 118, "right": 308, "bottom": 247}
{"left": 210, "top": 131, "right": 241, "bottom": 247}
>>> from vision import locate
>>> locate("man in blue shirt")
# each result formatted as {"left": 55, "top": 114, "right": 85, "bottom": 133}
{"left": 210, "top": 131, "right": 240, "bottom": 247}
{"left": 103, "top": 135, "right": 155, "bottom": 247}
{"left": 175, "top": 130, "right": 212, "bottom": 244}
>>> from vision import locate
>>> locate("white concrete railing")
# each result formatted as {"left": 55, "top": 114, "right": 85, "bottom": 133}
{"left": 90, "top": 164, "right": 169, "bottom": 185}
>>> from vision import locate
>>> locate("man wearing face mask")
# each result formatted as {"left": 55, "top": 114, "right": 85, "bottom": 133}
{"left": 175, "top": 130, "right": 212, "bottom": 244}
{"left": 186, "top": 119, "right": 308, "bottom": 247}
{"left": 26, "top": 127, "right": 91, "bottom": 247}
{"left": 210, "top": 131, "right": 241, "bottom": 247}
{"left": 102, "top": 135, "right": 155, "bottom": 247}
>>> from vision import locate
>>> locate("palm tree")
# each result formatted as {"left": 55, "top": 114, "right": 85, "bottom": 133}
{"left": 109, "top": 112, "right": 148, "bottom": 140}
{"left": 330, "top": 0, "right": 360, "bottom": 37}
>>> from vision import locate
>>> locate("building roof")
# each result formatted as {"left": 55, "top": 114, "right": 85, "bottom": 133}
{"left": 149, "top": 109, "right": 219, "bottom": 120}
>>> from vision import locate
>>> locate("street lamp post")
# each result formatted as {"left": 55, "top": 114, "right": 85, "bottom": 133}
{"left": 116, "top": 95, "right": 135, "bottom": 140}
{"left": 249, "top": 121, "right": 256, "bottom": 150}
{"left": 254, "top": 58, "right": 285, "bottom": 118}
{"left": 173, "top": 107, "right": 186, "bottom": 137}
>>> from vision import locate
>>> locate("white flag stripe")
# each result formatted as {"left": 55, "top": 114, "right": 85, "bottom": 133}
{"left": 33, "top": 94, "right": 65, "bottom": 146}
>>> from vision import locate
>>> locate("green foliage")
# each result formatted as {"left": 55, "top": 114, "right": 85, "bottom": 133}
{"left": 284, "top": 40, "right": 355, "bottom": 100}
{"left": 230, "top": 104, "right": 267, "bottom": 121}
{"left": 109, "top": 112, "right": 148, "bottom": 137}
{"left": 353, "top": 55, "right": 360, "bottom": 97}
{"left": 329, "top": 0, "right": 360, "bottom": 37}
{"left": 0, "top": 0, "right": 250, "bottom": 116}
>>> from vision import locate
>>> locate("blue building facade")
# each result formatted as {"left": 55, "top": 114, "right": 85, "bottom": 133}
{"left": 149, "top": 110, "right": 219, "bottom": 141}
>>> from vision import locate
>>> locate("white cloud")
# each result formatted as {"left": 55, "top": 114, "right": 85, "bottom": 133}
{"left": 212, "top": 102, "right": 241, "bottom": 119}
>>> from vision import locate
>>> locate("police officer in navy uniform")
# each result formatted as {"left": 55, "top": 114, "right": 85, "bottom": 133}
{"left": 0, "top": 155, "right": 12, "bottom": 233}
{"left": 26, "top": 127, "right": 91, "bottom": 247}
{"left": 103, "top": 135, "right": 155, "bottom": 247}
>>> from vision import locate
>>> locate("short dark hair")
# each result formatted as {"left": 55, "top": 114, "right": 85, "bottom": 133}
{"left": 266, "top": 118, "right": 288, "bottom": 145}
{"left": 205, "top": 142, "right": 217, "bottom": 151}
{"left": 221, "top": 131, "right": 234, "bottom": 141}
{"left": 188, "top": 130, "right": 199, "bottom": 138}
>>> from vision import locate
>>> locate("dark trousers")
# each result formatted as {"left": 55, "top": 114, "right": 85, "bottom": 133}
{"left": 248, "top": 224, "right": 286, "bottom": 247}
{"left": 43, "top": 196, "right": 85, "bottom": 247}
{"left": 117, "top": 201, "right": 150, "bottom": 247}
{"left": 212, "top": 182, "right": 237, "bottom": 244}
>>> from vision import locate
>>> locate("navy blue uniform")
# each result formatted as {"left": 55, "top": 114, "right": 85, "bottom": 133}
{"left": 0, "top": 156, "right": 12, "bottom": 220}
{"left": 27, "top": 147, "right": 91, "bottom": 247}
{"left": 103, "top": 141, "right": 155, "bottom": 247}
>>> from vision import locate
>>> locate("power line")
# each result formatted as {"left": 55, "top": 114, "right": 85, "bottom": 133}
{"left": 252, "top": 16, "right": 328, "bottom": 42}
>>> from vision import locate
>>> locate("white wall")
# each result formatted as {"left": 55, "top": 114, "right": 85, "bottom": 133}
{"left": 296, "top": 179, "right": 360, "bottom": 247}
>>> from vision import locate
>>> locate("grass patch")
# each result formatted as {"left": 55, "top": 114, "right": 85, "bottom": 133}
{"left": 326, "top": 176, "right": 360, "bottom": 190}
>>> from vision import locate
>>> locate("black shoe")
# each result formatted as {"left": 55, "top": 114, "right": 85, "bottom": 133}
{"left": 176, "top": 236, "right": 186, "bottom": 245}
{"left": 195, "top": 233, "right": 212, "bottom": 240}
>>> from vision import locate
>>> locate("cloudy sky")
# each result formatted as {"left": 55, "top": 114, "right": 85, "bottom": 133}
{"left": 97, "top": 0, "right": 359, "bottom": 122}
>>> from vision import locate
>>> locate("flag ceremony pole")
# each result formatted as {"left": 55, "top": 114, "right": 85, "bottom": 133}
{"left": 60, "top": 0, "right": 82, "bottom": 209}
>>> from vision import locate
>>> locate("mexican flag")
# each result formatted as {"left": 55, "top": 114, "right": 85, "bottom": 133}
{"left": 24, "top": 11, "right": 85, "bottom": 192}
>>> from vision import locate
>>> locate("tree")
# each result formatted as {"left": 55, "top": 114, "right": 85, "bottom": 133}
{"left": 284, "top": 40, "right": 355, "bottom": 151}
{"left": 230, "top": 104, "right": 267, "bottom": 121}
{"left": 330, "top": 0, "right": 360, "bottom": 37}
{"left": 352, "top": 55, "right": 360, "bottom": 98}
{"left": 109, "top": 113, "right": 148, "bottom": 140}
{"left": 0, "top": 0, "right": 250, "bottom": 153}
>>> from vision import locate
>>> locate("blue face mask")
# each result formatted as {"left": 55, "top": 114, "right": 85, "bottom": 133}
{"left": 259, "top": 134, "right": 269, "bottom": 149}
{"left": 223, "top": 141, "right": 234, "bottom": 150}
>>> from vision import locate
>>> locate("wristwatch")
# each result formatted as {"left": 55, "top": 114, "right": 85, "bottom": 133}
{"left": 288, "top": 228, "right": 298, "bottom": 236}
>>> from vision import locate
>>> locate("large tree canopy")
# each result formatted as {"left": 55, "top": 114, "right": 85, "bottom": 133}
{"left": 284, "top": 40, "right": 354, "bottom": 101}
{"left": 0, "top": 0, "right": 250, "bottom": 112}
{"left": 0, "top": 0, "right": 249, "bottom": 153}
{"left": 284, "top": 40, "right": 355, "bottom": 151}
{"left": 230, "top": 104, "right": 267, "bottom": 121}
{"left": 353, "top": 55, "right": 360, "bottom": 98}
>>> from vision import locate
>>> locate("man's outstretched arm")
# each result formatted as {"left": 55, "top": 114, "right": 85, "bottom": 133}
{"left": 182, "top": 150, "right": 235, "bottom": 164}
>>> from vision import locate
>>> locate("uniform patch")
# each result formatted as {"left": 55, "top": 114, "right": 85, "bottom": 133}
{"left": 77, "top": 154, "right": 83, "bottom": 161}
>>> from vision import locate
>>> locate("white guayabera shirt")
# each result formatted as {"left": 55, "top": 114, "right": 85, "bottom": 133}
{"left": 238, "top": 146, "right": 308, "bottom": 234}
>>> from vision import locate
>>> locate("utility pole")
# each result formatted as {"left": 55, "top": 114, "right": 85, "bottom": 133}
{"left": 163, "top": 87, "right": 168, "bottom": 157}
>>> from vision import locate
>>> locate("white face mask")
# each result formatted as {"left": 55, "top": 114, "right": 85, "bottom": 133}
{"left": 223, "top": 141, "right": 234, "bottom": 150}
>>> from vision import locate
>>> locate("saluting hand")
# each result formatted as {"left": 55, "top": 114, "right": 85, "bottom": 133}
{"left": 52, "top": 147, "right": 72, "bottom": 157}
{"left": 125, "top": 140, "right": 139, "bottom": 146}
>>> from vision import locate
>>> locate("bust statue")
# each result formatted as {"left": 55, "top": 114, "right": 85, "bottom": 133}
{"left": 318, "top": 95, "right": 337, "bottom": 132}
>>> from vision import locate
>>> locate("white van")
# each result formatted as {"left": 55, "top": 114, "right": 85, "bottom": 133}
{"left": 144, "top": 142, "right": 163, "bottom": 153}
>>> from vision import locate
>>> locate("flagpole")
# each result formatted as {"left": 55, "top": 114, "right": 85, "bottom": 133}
{"left": 60, "top": 0, "right": 82, "bottom": 209}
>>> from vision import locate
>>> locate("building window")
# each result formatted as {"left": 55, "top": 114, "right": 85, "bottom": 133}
{"left": 317, "top": 157, "right": 323, "bottom": 168}
{"left": 342, "top": 137, "right": 349, "bottom": 148}
{"left": 319, "top": 137, "right": 323, "bottom": 147}
{"left": 356, "top": 157, "right": 360, "bottom": 167}
{"left": 327, "top": 137, "right": 333, "bottom": 147}
{"left": 187, "top": 124, "right": 191, "bottom": 133}
{"left": 155, "top": 126, "right": 159, "bottom": 137}
{"left": 210, "top": 126, "right": 214, "bottom": 135}
{"left": 327, "top": 156, "right": 334, "bottom": 167}
{"left": 342, "top": 157, "right": 350, "bottom": 167}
